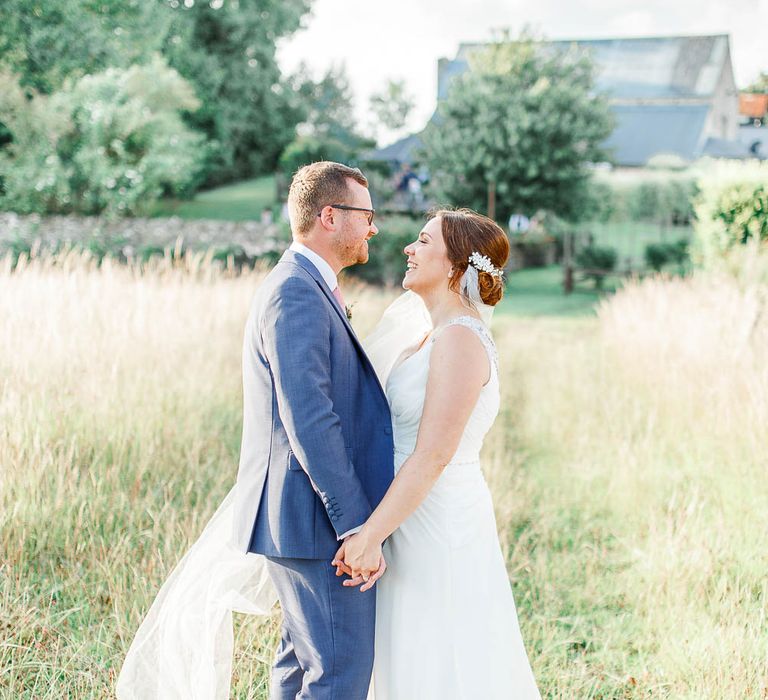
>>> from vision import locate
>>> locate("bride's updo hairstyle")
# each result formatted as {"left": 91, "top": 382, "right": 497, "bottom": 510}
{"left": 431, "top": 208, "right": 510, "bottom": 306}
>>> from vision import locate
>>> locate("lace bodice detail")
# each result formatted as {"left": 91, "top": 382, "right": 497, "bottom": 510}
{"left": 385, "top": 316, "right": 500, "bottom": 466}
{"left": 443, "top": 316, "right": 499, "bottom": 375}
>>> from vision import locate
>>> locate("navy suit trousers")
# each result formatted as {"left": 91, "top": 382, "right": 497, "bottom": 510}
{"left": 265, "top": 556, "right": 376, "bottom": 700}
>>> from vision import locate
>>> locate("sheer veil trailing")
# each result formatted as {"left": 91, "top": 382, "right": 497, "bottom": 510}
{"left": 115, "top": 488, "right": 277, "bottom": 700}
{"left": 116, "top": 281, "right": 493, "bottom": 699}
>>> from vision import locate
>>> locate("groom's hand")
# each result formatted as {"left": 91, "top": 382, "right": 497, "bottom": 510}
{"left": 332, "top": 539, "right": 354, "bottom": 578}
{"left": 343, "top": 555, "right": 387, "bottom": 592}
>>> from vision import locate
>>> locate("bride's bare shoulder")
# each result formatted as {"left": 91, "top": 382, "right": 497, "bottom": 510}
{"left": 429, "top": 323, "right": 490, "bottom": 386}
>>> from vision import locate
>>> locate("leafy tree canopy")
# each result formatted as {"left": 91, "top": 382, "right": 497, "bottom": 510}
{"left": 422, "top": 34, "right": 614, "bottom": 223}
{"left": 369, "top": 79, "right": 415, "bottom": 143}
{"left": 744, "top": 72, "right": 768, "bottom": 94}
{"left": 0, "top": 0, "right": 312, "bottom": 185}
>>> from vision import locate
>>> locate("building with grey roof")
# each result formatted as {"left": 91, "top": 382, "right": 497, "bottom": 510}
{"left": 373, "top": 34, "right": 755, "bottom": 168}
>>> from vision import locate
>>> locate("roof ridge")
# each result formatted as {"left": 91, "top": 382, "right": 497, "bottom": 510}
{"left": 456, "top": 33, "right": 729, "bottom": 50}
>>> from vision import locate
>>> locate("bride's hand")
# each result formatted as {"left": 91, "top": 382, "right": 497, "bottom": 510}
{"left": 345, "top": 554, "right": 386, "bottom": 592}
{"left": 335, "top": 529, "right": 386, "bottom": 591}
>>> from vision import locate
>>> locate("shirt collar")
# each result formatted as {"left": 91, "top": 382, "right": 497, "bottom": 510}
{"left": 289, "top": 241, "right": 338, "bottom": 292}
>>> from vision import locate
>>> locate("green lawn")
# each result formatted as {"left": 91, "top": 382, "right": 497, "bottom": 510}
{"left": 577, "top": 220, "right": 693, "bottom": 265}
{"left": 146, "top": 177, "right": 685, "bottom": 318}
{"left": 150, "top": 176, "right": 278, "bottom": 221}
{"left": 498, "top": 265, "right": 617, "bottom": 317}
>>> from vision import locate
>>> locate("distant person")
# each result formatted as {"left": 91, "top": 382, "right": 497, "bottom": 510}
{"left": 396, "top": 164, "right": 418, "bottom": 192}
{"left": 508, "top": 212, "right": 530, "bottom": 235}
{"left": 407, "top": 174, "right": 423, "bottom": 210}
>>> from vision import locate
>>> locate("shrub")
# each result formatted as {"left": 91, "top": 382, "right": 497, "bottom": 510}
{"left": 576, "top": 244, "right": 617, "bottom": 288}
{"left": 644, "top": 243, "right": 668, "bottom": 271}
{"left": 589, "top": 171, "right": 697, "bottom": 225}
{"left": 513, "top": 231, "right": 556, "bottom": 268}
{"left": 693, "top": 159, "right": 768, "bottom": 266}
{"left": 0, "top": 57, "right": 206, "bottom": 216}
{"left": 644, "top": 239, "right": 689, "bottom": 272}
{"left": 669, "top": 238, "right": 690, "bottom": 266}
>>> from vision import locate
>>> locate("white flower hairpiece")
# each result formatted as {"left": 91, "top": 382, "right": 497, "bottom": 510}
{"left": 468, "top": 251, "right": 503, "bottom": 278}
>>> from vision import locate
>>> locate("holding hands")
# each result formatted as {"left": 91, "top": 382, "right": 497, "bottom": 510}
{"left": 332, "top": 527, "right": 386, "bottom": 592}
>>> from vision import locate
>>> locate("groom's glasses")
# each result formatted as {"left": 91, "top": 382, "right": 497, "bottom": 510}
{"left": 319, "top": 204, "right": 376, "bottom": 226}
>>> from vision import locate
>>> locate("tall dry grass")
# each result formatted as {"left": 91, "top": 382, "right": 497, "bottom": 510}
{"left": 2, "top": 248, "right": 767, "bottom": 698}
{"left": 491, "top": 257, "right": 768, "bottom": 698}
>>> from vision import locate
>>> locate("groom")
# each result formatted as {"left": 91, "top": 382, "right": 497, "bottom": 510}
{"left": 232, "top": 161, "right": 394, "bottom": 699}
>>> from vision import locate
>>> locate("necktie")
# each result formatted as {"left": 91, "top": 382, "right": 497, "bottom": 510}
{"left": 332, "top": 285, "right": 345, "bottom": 310}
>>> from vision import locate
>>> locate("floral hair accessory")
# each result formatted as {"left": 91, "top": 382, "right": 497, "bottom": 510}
{"left": 468, "top": 251, "right": 503, "bottom": 278}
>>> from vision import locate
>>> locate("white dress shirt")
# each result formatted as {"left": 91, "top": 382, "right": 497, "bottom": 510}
{"left": 288, "top": 241, "right": 362, "bottom": 541}
{"left": 289, "top": 241, "right": 338, "bottom": 294}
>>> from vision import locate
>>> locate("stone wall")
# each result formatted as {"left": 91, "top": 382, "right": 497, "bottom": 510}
{"left": 0, "top": 213, "right": 286, "bottom": 258}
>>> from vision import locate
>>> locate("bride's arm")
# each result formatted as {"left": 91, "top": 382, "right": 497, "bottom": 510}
{"left": 338, "top": 324, "right": 489, "bottom": 583}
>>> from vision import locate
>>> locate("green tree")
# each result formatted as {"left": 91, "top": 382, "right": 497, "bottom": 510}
{"left": 0, "top": 58, "right": 205, "bottom": 215}
{"left": 278, "top": 65, "right": 373, "bottom": 176}
{"left": 744, "top": 72, "right": 768, "bottom": 93}
{"left": 369, "top": 78, "right": 414, "bottom": 142}
{"left": 0, "top": 0, "right": 313, "bottom": 186}
{"left": 293, "top": 64, "right": 371, "bottom": 149}
{"left": 162, "top": 0, "right": 311, "bottom": 185}
{"left": 422, "top": 34, "right": 613, "bottom": 223}
{"left": 0, "top": 0, "right": 164, "bottom": 94}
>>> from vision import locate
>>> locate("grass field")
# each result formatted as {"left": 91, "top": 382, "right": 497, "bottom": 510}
{"left": 149, "top": 176, "right": 278, "bottom": 221}
{"left": 2, "top": 250, "right": 767, "bottom": 698}
{"left": 578, "top": 220, "right": 694, "bottom": 266}
{"left": 499, "top": 265, "right": 618, "bottom": 317}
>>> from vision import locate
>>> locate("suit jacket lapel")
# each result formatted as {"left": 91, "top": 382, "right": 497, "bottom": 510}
{"left": 281, "top": 250, "right": 388, "bottom": 400}
{"left": 283, "top": 249, "right": 355, "bottom": 332}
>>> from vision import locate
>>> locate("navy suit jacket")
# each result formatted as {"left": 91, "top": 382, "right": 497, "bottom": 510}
{"left": 232, "top": 249, "right": 394, "bottom": 559}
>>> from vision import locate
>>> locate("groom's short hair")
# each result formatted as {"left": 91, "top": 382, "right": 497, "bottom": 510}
{"left": 288, "top": 161, "right": 368, "bottom": 235}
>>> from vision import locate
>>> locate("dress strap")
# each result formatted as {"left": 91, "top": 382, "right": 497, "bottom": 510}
{"left": 437, "top": 316, "right": 499, "bottom": 376}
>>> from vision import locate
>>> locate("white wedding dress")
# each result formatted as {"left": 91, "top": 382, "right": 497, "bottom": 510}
{"left": 368, "top": 315, "right": 540, "bottom": 700}
{"left": 116, "top": 292, "right": 540, "bottom": 700}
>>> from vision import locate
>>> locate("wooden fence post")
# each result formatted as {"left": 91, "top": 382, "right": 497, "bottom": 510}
{"left": 563, "top": 230, "right": 574, "bottom": 294}
{"left": 487, "top": 180, "right": 496, "bottom": 221}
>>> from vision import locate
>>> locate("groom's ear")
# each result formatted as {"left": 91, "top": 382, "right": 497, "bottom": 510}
{"left": 317, "top": 205, "right": 337, "bottom": 231}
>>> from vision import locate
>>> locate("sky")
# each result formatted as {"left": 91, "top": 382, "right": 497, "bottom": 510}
{"left": 277, "top": 0, "right": 768, "bottom": 146}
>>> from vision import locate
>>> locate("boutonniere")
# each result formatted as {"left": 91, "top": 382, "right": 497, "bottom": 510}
{"left": 345, "top": 303, "right": 356, "bottom": 321}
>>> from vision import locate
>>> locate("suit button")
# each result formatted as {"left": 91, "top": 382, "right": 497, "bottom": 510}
{"left": 384, "top": 425, "right": 392, "bottom": 435}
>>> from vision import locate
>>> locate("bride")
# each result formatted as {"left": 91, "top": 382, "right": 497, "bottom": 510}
{"left": 116, "top": 208, "right": 540, "bottom": 699}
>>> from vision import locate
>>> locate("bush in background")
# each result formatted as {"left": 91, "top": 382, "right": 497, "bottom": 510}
{"left": 644, "top": 239, "right": 690, "bottom": 272}
{"left": 505, "top": 210, "right": 567, "bottom": 269}
{"left": 0, "top": 57, "right": 206, "bottom": 216}
{"left": 692, "top": 159, "right": 768, "bottom": 266}
{"left": 588, "top": 170, "right": 698, "bottom": 225}
{"left": 576, "top": 244, "right": 617, "bottom": 289}
{"left": 511, "top": 231, "right": 557, "bottom": 268}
